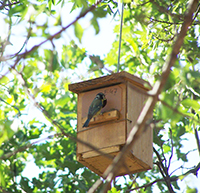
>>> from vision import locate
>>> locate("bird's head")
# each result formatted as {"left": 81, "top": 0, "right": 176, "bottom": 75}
{"left": 96, "top": 92, "right": 107, "bottom": 108}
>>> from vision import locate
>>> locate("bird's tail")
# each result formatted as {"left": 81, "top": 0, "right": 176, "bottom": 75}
{"left": 83, "top": 118, "right": 90, "bottom": 127}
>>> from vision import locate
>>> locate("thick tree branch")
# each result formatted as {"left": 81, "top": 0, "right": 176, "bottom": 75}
{"left": 88, "top": 0, "right": 199, "bottom": 192}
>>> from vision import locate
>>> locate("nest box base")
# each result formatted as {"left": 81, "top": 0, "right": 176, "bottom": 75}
{"left": 77, "top": 145, "right": 151, "bottom": 177}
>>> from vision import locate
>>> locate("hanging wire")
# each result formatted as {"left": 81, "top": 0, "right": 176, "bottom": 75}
{"left": 117, "top": 1, "right": 124, "bottom": 73}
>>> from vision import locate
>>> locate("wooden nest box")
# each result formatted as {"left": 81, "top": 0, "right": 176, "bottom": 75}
{"left": 68, "top": 71, "right": 153, "bottom": 177}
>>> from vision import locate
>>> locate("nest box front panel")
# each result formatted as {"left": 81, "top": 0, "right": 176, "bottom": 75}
{"left": 82, "top": 85, "right": 125, "bottom": 122}
{"left": 77, "top": 84, "right": 127, "bottom": 154}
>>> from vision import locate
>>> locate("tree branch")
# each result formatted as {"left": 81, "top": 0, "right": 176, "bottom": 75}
{"left": 0, "top": 0, "right": 103, "bottom": 79}
{"left": 149, "top": 17, "right": 181, "bottom": 25}
{"left": 194, "top": 127, "right": 200, "bottom": 156}
{"left": 0, "top": 133, "right": 62, "bottom": 160}
{"left": 154, "top": 147, "right": 175, "bottom": 192}
{"left": 151, "top": 0, "right": 184, "bottom": 20}
{"left": 88, "top": 0, "right": 199, "bottom": 192}
{"left": 9, "top": 69, "right": 114, "bottom": 162}
{"left": 168, "top": 129, "right": 174, "bottom": 170}
{"left": 128, "top": 162, "right": 200, "bottom": 192}
{"left": 0, "top": 97, "right": 21, "bottom": 116}
{"left": 0, "top": 1, "right": 20, "bottom": 10}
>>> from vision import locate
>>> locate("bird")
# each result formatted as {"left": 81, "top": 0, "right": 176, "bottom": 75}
{"left": 83, "top": 92, "right": 107, "bottom": 127}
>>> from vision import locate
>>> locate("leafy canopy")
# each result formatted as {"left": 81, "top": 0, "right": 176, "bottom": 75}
{"left": 0, "top": 0, "right": 199, "bottom": 192}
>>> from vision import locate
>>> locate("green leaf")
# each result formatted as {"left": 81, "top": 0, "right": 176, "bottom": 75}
{"left": 181, "top": 99, "right": 200, "bottom": 112}
{"left": 168, "top": 14, "right": 173, "bottom": 23}
{"left": 91, "top": 17, "right": 100, "bottom": 34}
{"left": 0, "top": 120, "right": 14, "bottom": 145}
{"left": 163, "top": 144, "right": 171, "bottom": 153}
{"left": 20, "top": 177, "right": 33, "bottom": 192}
{"left": 108, "top": 187, "right": 121, "bottom": 193}
{"left": 0, "top": 160, "right": 5, "bottom": 187}
{"left": 186, "top": 186, "right": 198, "bottom": 193}
{"left": 127, "top": 38, "right": 139, "bottom": 54}
{"left": 9, "top": 4, "right": 26, "bottom": 16}
{"left": 0, "top": 76, "right": 9, "bottom": 84}
{"left": 171, "top": 180, "right": 180, "bottom": 190}
{"left": 124, "top": 0, "right": 132, "bottom": 3}
{"left": 92, "top": 7, "right": 107, "bottom": 18}
{"left": 74, "top": 22, "right": 84, "bottom": 43}
{"left": 52, "top": 51, "right": 60, "bottom": 72}
{"left": 55, "top": 95, "right": 69, "bottom": 107}
{"left": 48, "top": 0, "right": 52, "bottom": 11}
{"left": 51, "top": 0, "right": 55, "bottom": 5}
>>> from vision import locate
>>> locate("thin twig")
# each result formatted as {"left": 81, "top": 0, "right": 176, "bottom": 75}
{"left": 0, "top": 97, "right": 21, "bottom": 116}
{"left": 0, "top": 133, "right": 62, "bottom": 160}
{"left": 170, "top": 148, "right": 197, "bottom": 176}
{"left": 154, "top": 147, "right": 175, "bottom": 193}
{"left": 136, "top": 0, "right": 152, "bottom": 6}
{"left": 149, "top": 17, "right": 181, "bottom": 25}
{"left": 159, "top": 137, "right": 168, "bottom": 168}
{"left": 194, "top": 127, "right": 200, "bottom": 156}
{"left": 128, "top": 162, "right": 200, "bottom": 192}
{"left": 168, "top": 128, "right": 174, "bottom": 170}
{"left": 192, "top": 2, "right": 200, "bottom": 22}
{"left": 0, "top": 0, "right": 103, "bottom": 79}
{"left": 154, "top": 33, "right": 176, "bottom": 42}
{"left": 0, "top": 1, "right": 20, "bottom": 10}
{"left": 151, "top": 0, "right": 184, "bottom": 20}
{"left": 125, "top": 174, "right": 138, "bottom": 192}
{"left": 12, "top": 69, "right": 114, "bottom": 161}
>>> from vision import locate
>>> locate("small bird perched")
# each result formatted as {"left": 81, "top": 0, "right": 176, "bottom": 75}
{"left": 83, "top": 92, "right": 107, "bottom": 127}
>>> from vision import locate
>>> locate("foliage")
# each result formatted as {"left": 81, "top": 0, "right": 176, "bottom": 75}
{"left": 0, "top": 0, "right": 200, "bottom": 192}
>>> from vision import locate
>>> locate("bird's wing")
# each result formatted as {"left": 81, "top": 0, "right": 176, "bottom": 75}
{"left": 88, "top": 98, "right": 103, "bottom": 119}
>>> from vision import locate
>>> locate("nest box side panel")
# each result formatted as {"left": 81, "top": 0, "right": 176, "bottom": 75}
{"left": 126, "top": 82, "right": 149, "bottom": 133}
{"left": 77, "top": 84, "right": 127, "bottom": 154}
{"left": 127, "top": 82, "right": 153, "bottom": 168}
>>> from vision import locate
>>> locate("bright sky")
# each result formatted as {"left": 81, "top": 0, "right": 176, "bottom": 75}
{"left": 0, "top": 1, "right": 200, "bottom": 192}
